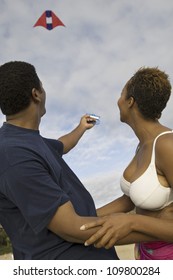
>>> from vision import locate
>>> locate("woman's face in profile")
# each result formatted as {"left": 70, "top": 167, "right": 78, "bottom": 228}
{"left": 117, "top": 83, "right": 129, "bottom": 123}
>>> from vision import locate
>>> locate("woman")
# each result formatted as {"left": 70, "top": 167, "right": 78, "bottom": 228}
{"left": 80, "top": 67, "right": 173, "bottom": 260}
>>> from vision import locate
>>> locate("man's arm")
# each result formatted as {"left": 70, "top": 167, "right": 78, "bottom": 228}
{"left": 58, "top": 115, "right": 96, "bottom": 154}
{"left": 48, "top": 203, "right": 156, "bottom": 246}
{"left": 47, "top": 196, "right": 135, "bottom": 244}
{"left": 47, "top": 200, "right": 101, "bottom": 243}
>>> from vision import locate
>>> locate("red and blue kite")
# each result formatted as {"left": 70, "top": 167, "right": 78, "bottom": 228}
{"left": 34, "top": 10, "right": 65, "bottom": 30}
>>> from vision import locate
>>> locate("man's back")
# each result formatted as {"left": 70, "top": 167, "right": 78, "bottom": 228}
{"left": 0, "top": 123, "right": 118, "bottom": 260}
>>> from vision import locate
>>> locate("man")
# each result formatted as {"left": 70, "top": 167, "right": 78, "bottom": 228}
{"left": 0, "top": 61, "right": 118, "bottom": 260}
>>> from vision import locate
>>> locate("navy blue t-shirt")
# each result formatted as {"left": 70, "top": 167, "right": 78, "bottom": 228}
{"left": 0, "top": 123, "right": 118, "bottom": 260}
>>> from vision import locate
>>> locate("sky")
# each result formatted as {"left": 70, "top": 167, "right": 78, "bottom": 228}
{"left": 0, "top": 0, "right": 173, "bottom": 207}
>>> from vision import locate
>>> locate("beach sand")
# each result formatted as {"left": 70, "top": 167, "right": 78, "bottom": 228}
{"left": 115, "top": 244, "right": 135, "bottom": 260}
{"left": 0, "top": 253, "right": 13, "bottom": 260}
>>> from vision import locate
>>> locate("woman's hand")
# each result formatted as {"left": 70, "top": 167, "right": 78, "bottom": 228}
{"left": 80, "top": 213, "right": 134, "bottom": 249}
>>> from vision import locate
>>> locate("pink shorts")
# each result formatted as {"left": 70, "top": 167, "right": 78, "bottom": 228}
{"left": 135, "top": 241, "right": 173, "bottom": 260}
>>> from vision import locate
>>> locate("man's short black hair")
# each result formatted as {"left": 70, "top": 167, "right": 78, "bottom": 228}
{"left": 0, "top": 61, "right": 41, "bottom": 115}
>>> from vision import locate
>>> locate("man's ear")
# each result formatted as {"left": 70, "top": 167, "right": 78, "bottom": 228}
{"left": 31, "top": 88, "right": 41, "bottom": 103}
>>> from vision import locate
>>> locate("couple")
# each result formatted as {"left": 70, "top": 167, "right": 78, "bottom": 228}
{"left": 0, "top": 61, "right": 173, "bottom": 260}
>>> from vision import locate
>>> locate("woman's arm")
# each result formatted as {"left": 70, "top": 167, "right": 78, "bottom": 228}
{"left": 114, "top": 232, "right": 156, "bottom": 246}
{"left": 80, "top": 213, "right": 173, "bottom": 248}
{"left": 97, "top": 194, "right": 135, "bottom": 216}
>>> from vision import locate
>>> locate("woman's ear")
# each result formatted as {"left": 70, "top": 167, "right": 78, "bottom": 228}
{"left": 128, "top": 96, "right": 135, "bottom": 108}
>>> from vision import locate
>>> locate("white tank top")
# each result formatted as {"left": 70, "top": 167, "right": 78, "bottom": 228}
{"left": 120, "top": 131, "right": 173, "bottom": 210}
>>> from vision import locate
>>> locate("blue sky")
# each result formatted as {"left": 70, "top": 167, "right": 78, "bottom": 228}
{"left": 1, "top": 0, "right": 173, "bottom": 207}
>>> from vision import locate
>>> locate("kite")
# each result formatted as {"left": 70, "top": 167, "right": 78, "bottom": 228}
{"left": 34, "top": 10, "right": 65, "bottom": 30}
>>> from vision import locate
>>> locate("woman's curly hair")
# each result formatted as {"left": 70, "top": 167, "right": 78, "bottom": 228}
{"left": 126, "top": 67, "right": 172, "bottom": 120}
{"left": 0, "top": 61, "right": 41, "bottom": 115}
